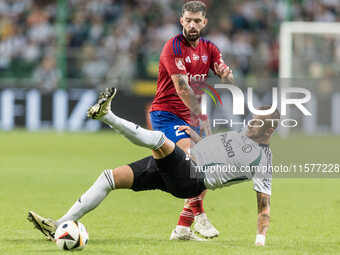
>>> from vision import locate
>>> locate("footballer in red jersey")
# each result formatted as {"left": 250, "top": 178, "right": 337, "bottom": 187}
{"left": 150, "top": 1, "right": 234, "bottom": 241}
{"left": 151, "top": 34, "right": 226, "bottom": 127}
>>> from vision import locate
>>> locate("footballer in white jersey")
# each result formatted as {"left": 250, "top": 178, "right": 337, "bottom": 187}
{"left": 191, "top": 128, "right": 272, "bottom": 195}
{"left": 28, "top": 88, "right": 279, "bottom": 247}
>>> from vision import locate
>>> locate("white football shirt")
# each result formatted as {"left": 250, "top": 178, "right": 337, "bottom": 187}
{"left": 191, "top": 128, "right": 273, "bottom": 195}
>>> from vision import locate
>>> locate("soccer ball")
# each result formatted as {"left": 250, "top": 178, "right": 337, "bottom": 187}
{"left": 55, "top": 221, "right": 89, "bottom": 251}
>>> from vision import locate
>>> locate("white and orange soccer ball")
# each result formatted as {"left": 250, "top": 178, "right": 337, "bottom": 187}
{"left": 54, "top": 221, "right": 89, "bottom": 251}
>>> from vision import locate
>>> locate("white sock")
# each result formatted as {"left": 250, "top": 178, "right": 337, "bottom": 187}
{"left": 56, "top": 170, "right": 115, "bottom": 225}
{"left": 101, "top": 111, "right": 165, "bottom": 150}
{"left": 175, "top": 225, "right": 190, "bottom": 232}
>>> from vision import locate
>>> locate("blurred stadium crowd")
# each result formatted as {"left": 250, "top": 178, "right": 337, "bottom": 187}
{"left": 0, "top": 0, "right": 339, "bottom": 92}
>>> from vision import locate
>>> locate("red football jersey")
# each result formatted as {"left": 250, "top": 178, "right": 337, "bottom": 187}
{"left": 150, "top": 33, "right": 228, "bottom": 126}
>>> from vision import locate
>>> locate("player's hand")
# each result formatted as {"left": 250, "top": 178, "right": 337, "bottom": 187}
{"left": 178, "top": 125, "right": 191, "bottom": 135}
{"left": 214, "top": 62, "right": 232, "bottom": 79}
{"left": 178, "top": 125, "right": 202, "bottom": 143}
{"left": 200, "top": 118, "right": 212, "bottom": 137}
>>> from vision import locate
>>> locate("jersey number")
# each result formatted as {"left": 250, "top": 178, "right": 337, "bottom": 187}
{"left": 174, "top": 125, "right": 185, "bottom": 136}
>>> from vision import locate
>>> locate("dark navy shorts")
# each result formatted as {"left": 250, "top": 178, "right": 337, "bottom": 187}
{"left": 128, "top": 145, "right": 206, "bottom": 199}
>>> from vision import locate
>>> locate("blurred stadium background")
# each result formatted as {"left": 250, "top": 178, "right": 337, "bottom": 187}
{"left": 0, "top": 0, "right": 340, "bottom": 132}
{"left": 1, "top": 1, "right": 340, "bottom": 254}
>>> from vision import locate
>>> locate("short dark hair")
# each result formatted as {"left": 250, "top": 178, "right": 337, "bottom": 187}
{"left": 182, "top": 1, "right": 207, "bottom": 17}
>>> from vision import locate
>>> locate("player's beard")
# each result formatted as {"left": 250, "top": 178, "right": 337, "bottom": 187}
{"left": 246, "top": 128, "right": 266, "bottom": 140}
{"left": 183, "top": 28, "right": 201, "bottom": 42}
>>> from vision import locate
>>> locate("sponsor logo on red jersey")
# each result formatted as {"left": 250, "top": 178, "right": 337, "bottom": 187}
{"left": 175, "top": 58, "right": 185, "bottom": 70}
{"left": 188, "top": 73, "right": 207, "bottom": 82}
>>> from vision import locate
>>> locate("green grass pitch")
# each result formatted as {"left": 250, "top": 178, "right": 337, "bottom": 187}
{"left": 0, "top": 131, "right": 339, "bottom": 254}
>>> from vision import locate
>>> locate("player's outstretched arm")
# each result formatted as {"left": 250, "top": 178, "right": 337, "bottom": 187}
{"left": 255, "top": 191, "right": 271, "bottom": 246}
{"left": 171, "top": 74, "right": 212, "bottom": 136}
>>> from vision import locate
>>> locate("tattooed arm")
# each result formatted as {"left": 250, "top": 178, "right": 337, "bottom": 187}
{"left": 255, "top": 191, "right": 271, "bottom": 246}
{"left": 171, "top": 74, "right": 211, "bottom": 136}
{"left": 171, "top": 74, "right": 200, "bottom": 115}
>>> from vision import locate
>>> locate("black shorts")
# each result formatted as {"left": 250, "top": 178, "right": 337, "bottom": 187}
{"left": 128, "top": 145, "right": 206, "bottom": 199}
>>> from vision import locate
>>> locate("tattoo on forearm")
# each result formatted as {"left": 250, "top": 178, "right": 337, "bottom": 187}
{"left": 260, "top": 225, "right": 268, "bottom": 234}
{"left": 177, "top": 75, "right": 190, "bottom": 89}
{"left": 257, "top": 193, "right": 271, "bottom": 235}
{"left": 258, "top": 213, "right": 270, "bottom": 234}
{"left": 261, "top": 213, "right": 270, "bottom": 219}
{"left": 175, "top": 74, "right": 201, "bottom": 115}
{"left": 257, "top": 193, "right": 270, "bottom": 213}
